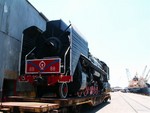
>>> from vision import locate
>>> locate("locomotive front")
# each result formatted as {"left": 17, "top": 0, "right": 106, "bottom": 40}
{"left": 19, "top": 20, "right": 89, "bottom": 98}
{"left": 18, "top": 20, "right": 110, "bottom": 98}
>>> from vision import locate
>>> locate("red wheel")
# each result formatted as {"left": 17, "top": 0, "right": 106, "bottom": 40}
{"left": 95, "top": 86, "right": 98, "bottom": 95}
{"left": 83, "top": 87, "right": 89, "bottom": 96}
{"left": 93, "top": 86, "right": 96, "bottom": 95}
{"left": 77, "top": 91, "right": 82, "bottom": 97}
{"left": 58, "top": 83, "right": 68, "bottom": 98}
{"left": 94, "top": 82, "right": 98, "bottom": 95}
{"left": 90, "top": 86, "right": 94, "bottom": 95}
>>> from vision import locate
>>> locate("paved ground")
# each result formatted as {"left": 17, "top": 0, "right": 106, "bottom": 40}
{"left": 81, "top": 92, "right": 150, "bottom": 113}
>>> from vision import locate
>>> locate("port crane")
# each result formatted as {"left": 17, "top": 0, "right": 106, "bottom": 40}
{"left": 126, "top": 68, "right": 131, "bottom": 82}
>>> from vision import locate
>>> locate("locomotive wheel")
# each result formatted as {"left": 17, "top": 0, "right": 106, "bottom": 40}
{"left": 83, "top": 87, "right": 89, "bottom": 96}
{"left": 77, "top": 91, "right": 82, "bottom": 97}
{"left": 95, "top": 86, "right": 99, "bottom": 95}
{"left": 58, "top": 83, "right": 68, "bottom": 98}
{"left": 90, "top": 86, "right": 94, "bottom": 95}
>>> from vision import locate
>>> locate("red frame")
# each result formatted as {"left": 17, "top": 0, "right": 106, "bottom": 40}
{"left": 18, "top": 75, "right": 73, "bottom": 86}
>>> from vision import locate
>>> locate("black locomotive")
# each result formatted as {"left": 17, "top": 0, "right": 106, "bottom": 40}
{"left": 19, "top": 20, "right": 110, "bottom": 98}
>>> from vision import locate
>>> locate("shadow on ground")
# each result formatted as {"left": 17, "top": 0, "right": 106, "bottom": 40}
{"left": 81, "top": 101, "right": 110, "bottom": 113}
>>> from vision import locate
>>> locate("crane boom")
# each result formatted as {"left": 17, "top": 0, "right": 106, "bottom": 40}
{"left": 126, "top": 68, "right": 131, "bottom": 81}
{"left": 142, "top": 65, "right": 147, "bottom": 78}
{"left": 147, "top": 74, "right": 150, "bottom": 81}
{"left": 145, "top": 69, "right": 150, "bottom": 80}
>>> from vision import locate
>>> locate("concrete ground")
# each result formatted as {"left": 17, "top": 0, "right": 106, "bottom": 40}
{"left": 81, "top": 92, "right": 150, "bottom": 113}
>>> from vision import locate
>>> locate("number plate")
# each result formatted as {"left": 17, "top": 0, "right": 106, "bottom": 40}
{"left": 25, "top": 58, "right": 61, "bottom": 74}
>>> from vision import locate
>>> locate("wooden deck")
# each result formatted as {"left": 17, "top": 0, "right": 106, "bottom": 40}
{"left": 8, "top": 93, "right": 111, "bottom": 107}
{"left": 0, "top": 93, "right": 111, "bottom": 113}
{"left": 0, "top": 102, "right": 59, "bottom": 113}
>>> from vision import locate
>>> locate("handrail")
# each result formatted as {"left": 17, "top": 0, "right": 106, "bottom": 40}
{"left": 61, "top": 46, "right": 70, "bottom": 75}
{"left": 25, "top": 47, "right": 36, "bottom": 61}
{"left": 25, "top": 46, "right": 70, "bottom": 75}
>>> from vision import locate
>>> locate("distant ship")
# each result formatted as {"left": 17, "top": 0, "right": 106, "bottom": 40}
{"left": 126, "top": 67, "right": 150, "bottom": 95}
{"left": 128, "top": 76, "right": 150, "bottom": 95}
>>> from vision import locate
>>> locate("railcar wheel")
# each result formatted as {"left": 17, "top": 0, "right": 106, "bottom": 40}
{"left": 95, "top": 86, "right": 98, "bottom": 95}
{"left": 90, "top": 86, "right": 94, "bottom": 95}
{"left": 77, "top": 91, "right": 82, "bottom": 97}
{"left": 83, "top": 87, "right": 89, "bottom": 96}
{"left": 104, "top": 98, "right": 108, "bottom": 103}
{"left": 58, "top": 83, "right": 68, "bottom": 98}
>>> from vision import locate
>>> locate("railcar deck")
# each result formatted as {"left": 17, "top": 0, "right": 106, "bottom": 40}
{"left": 0, "top": 93, "right": 110, "bottom": 113}
{"left": 0, "top": 102, "right": 59, "bottom": 113}
{"left": 8, "top": 93, "right": 110, "bottom": 107}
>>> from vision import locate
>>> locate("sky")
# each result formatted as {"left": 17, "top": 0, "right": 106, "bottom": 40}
{"left": 28, "top": 0, "right": 150, "bottom": 87}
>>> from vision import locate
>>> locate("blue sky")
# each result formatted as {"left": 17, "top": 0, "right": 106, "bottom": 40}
{"left": 29, "top": 0, "right": 150, "bottom": 87}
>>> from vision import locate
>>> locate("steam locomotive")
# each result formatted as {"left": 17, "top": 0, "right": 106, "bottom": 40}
{"left": 19, "top": 20, "right": 110, "bottom": 98}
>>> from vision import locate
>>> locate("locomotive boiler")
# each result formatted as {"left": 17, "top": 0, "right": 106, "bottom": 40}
{"left": 19, "top": 20, "right": 110, "bottom": 98}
